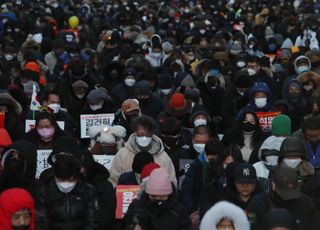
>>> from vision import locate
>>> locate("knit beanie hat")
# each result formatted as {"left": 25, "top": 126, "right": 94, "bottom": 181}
{"left": 132, "top": 151, "right": 154, "bottom": 174}
{"left": 87, "top": 87, "right": 110, "bottom": 104}
{"left": 0, "top": 128, "right": 12, "bottom": 148}
{"left": 165, "top": 93, "right": 191, "bottom": 116}
{"left": 271, "top": 115, "right": 292, "bottom": 137}
{"left": 263, "top": 209, "right": 294, "bottom": 230}
{"left": 146, "top": 168, "right": 173, "bottom": 195}
{"left": 140, "top": 162, "right": 160, "bottom": 182}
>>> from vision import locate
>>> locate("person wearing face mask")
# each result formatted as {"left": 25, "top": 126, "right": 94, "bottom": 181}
{"left": 23, "top": 112, "right": 68, "bottom": 150}
{"left": 253, "top": 136, "right": 286, "bottom": 192}
{"left": 39, "top": 91, "right": 75, "bottom": 135}
{"left": 221, "top": 71, "right": 253, "bottom": 131}
{"left": 82, "top": 87, "right": 114, "bottom": 115}
{"left": 297, "top": 71, "right": 320, "bottom": 99}
{"left": 145, "top": 34, "right": 166, "bottom": 68}
{"left": 111, "top": 68, "right": 138, "bottom": 108}
{"left": 109, "top": 115, "right": 176, "bottom": 186}
{"left": 278, "top": 137, "right": 314, "bottom": 191}
{"left": 246, "top": 56, "right": 279, "bottom": 100}
{"left": 134, "top": 80, "right": 164, "bottom": 119}
{"left": 237, "top": 82, "right": 275, "bottom": 123}
{"left": 36, "top": 154, "right": 99, "bottom": 230}
{"left": 180, "top": 139, "right": 224, "bottom": 216}
{"left": 0, "top": 188, "right": 35, "bottom": 230}
{"left": 124, "top": 168, "right": 192, "bottom": 230}
{"left": 158, "top": 116, "right": 192, "bottom": 160}
{"left": 200, "top": 201, "right": 250, "bottom": 230}
{"left": 247, "top": 167, "right": 319, "bottom": 230}
{"left": 224, "top": 111, "right": 264, "bottom": 164}
{"left": 275, "top": 80, "right": 309, "bottom": 132}
{"left": 155, "top": 73, "right": 174, "bottom": 101}
{"left": 44, "top": 39, "right": 68, "bottom": 75}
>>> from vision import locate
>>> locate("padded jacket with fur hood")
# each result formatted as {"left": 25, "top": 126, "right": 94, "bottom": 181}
{"left": 109, "top": 134, "right": 177, "bottom": 186}
{"left": 200, "top": 201, "right": 250, "bottom": 230}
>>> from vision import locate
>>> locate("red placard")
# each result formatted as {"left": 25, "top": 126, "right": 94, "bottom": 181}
{"left": 115, "top": 185, "right": 140, "bottom": 219}
{"left": 256, "top": 111, "right": 281, "bottom": 132}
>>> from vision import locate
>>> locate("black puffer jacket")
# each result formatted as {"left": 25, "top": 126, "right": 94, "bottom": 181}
{"left": 124, "top": 191, "right": 192, "bottom": 230}
{"left": 36, "top": 178, "right": 98, "bottom": 230}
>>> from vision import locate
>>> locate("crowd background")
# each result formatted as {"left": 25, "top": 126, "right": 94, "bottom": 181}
{"left": 2, "top": 0, "right": 320, "bottom": 229}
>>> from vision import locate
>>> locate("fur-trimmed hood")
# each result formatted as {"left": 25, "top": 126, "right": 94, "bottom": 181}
{"left": 294, "top": 55, "right": 311, "bottom": 74}
{"left": 297, "top": 71, "right": 320, "bottom": 89}
{"left": 200, "top": 201, "right": 250, "bottom": 230}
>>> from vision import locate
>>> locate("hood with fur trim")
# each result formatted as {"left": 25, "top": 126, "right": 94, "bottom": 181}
{"left": 294, "top": 55, "right": 311, "bottom": 74}
{"left": 88, "top": 125, "right": 126, "bottom": 149}
{"left": 200, "top": 201, "right": 250, "bottom": 230}
{"left": 297, "top": 71, "right": 320, "bottom": 89}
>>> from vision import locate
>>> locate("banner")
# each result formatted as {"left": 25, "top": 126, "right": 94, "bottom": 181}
{"left": 256, "top": 111, "right": 281, "bottom": 133}
{"left": 178, "top": 159, "right": 194, "bottom": 189}
{"left": 115, "top": 185, "right": 140, "bottom": 219}
{"left": 80, "top": 114, "right": 115, "bottom": 138}
{"left": 36, "top": 149, "right": 52, "bottom": 178}
{"left": 25, "top": 119, "right": 65, "bottom": 133}
{"left": 93, "top": 155, "right": 115, "bottom": 170}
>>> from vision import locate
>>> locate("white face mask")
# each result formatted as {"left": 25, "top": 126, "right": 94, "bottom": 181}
{"left": 152, "top": 52, "right": 162, "bottom": 58}
{"left": 194, "top": 119, "right": 207, "bottom": 127}
{"left": 248, "top": 68, "right": 256, "bottom": 76}
{"left": 89, "top": 103, "right": 103, "bottom": 111}
{"left": 255, "top": 98, "right": 267, "bottom": 108}
{"left": 125, "top": 79, "right": 136, "bottom": 87}
{"left": 4, "top": 54, "right": 13, "bottom": 61}
{"left": 237, "top": 61, "right": 246, "bottom": 68}
{"left": 56, "top": 181, "right": 77, "bottom": 193}
{"left": 283, "top": 158, "right": 302, "bottom": 168}
{"left": 297, "top": 65, "right": 309, "bottom": 74}
{"left": 136, "top": 136, "right": 152, "bottom": 147}
{"left": 48, "top": 103, "right": 61, "bottom": 113}
{"left": 193, "top": 143, "right": 205, "bottom": 154}
{"left": 304, "top": 84, "right": 313, "bottom": 91}
{"left": 265, "top": 155, "right": 279, "bottom": 166}
{"left": 160, "top": 88, "right": 171, "bottom": 95}
{"left": 75, "top": 94, "right": 86, "bottom": 99}
{"left": 199, "top": 29, "right": 206, "bottom": 34}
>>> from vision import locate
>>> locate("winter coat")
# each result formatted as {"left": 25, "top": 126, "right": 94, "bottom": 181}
{"left": 111, "top": 83, "right": 135, "bottom": 108}
{"left": 180, "top": 158, "right": 204, "bottom": 213}
{"left": 247, "top": 192, "right": 320, "bottom": 230}
{"left": 0, "top": 140, "right": 39, "bottom": 198}
{"left": 0, "top": 188, "right": 35, "bottom": 230}
{"left": 124, "top": 192, "right": 192, "bottom": 230}
{"left": 200, "top": 201, "right": 250, "bottom": 230}
{"left": 109, "top": 134, "right": 177, "bottom": 186}
{"left": 36, "top": 178, "right": 98, "bottom": 230}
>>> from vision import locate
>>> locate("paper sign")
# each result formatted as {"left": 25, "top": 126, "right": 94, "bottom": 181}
{"left": 93, "top": 155, "right": 115, "bottom": 170}
{"left": 115, "top": 185, "right": 140, "bottom": 219}
{"left": 178, "top": 159, "right": 194, "bottom": 189}
{"left": 256, "top": 111, "right": 281, "bottom": 133}
{"left": 36, "top": 149, "right": 52, "bottom": 179}
{"left": 80, "top": 114, "right": 115, "bottom": 138}
{"left": 25, "top": 119, "right": 65, "bottom": 133}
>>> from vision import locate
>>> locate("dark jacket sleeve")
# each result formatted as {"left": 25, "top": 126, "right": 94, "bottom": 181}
{"left": 35, "top": 187, "right": 50, "bottom": 230}
{"left": 84, "top": 185, "right": 99, "bottom": 230}
{"left": 180, "top": 163, "right": 197, "bottom": 213}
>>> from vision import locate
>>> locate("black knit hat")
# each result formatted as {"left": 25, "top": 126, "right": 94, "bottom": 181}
{"left": 263, "top": 209, "right": 294, "bottom": 230}
{"left": 132, "top": 151, "right": 154, "bottom": 174}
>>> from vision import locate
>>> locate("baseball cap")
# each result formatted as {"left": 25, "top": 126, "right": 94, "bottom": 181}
{"left": 272, "top": 167, "right": 301, "bottom": 200}
{"left": 121, "top": 99, "right": 140, "bottom": 113}
{"left": 234, "top": 163, "right": 257, "bottom": 184}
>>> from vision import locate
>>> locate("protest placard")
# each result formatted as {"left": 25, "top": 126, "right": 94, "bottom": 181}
{"left": 93, "top": 155, "right": 115, "bottom": 170}
{"left": 115, "top": 185, "right": 140, "bottom": 219}
{"left": 256, "top": 111, "right": 281, "bottom": 133}
{"left": 80, "top": 114, "right": 115, "bottom": 138}
{"left": 36, "top": 149, "right": 52, "bottom": 178}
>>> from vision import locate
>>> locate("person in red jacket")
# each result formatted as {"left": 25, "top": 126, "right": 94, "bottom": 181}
{"left": 0, "top": 188, "right": 35, "bottom": 230}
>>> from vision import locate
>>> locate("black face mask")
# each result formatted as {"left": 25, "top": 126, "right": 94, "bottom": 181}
{"left": 149, "top": 199, "right": 168, "bottom": 209}
{"left": 125, "top": 114, "right": 138, "bottom": 125}
{"left": 312, "top": 61, "right": 320, "bottom": 69}
{"left": 162, "top": 135, "right": 179, "bottom": 147}
{"left": 12, "top": 225, "right": 30, "bottom": 230}
{"left": 241, "top": 122, "right": 256, "bottom": 132}
{"left": 137, "top": 97, "right": 150, "bottom": 105}
{"left": 8, "top": 158, "right": 25, "bottom": 174}
{"left": 287, "top": 92, "right": 300, "bottom": 103}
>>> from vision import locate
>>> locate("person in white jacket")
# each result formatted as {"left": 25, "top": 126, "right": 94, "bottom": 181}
{"left": 200, "top": 201, "right": 250, "bottom": 230}
{"left": 109, "top": 115, "right": 177, "bottom": 186}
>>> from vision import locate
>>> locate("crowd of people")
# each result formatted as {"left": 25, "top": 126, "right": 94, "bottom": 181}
{"left": 2, "top": 0, "right": 320, "bottom": 229}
